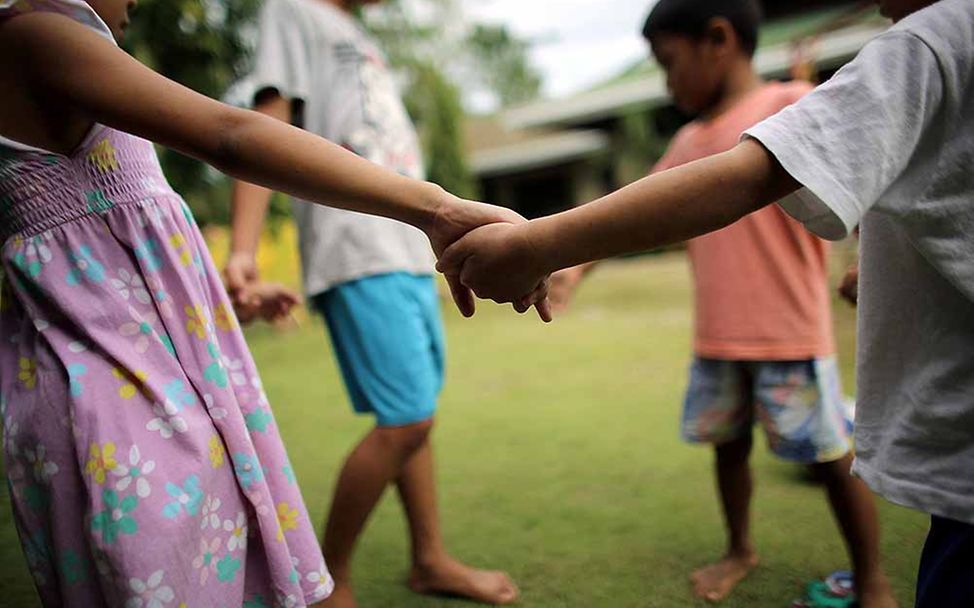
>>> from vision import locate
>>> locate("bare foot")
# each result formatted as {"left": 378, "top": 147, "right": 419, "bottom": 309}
{"left": 858, "top": 574, "right": 898, "bottom": 608}
{"left": 318, "top": 582, "right": 356, "bottom": 608}
{"left": 690, "top": 552, "right": 760, "bottom": 602}
{"left": 409, "top": 557, "right": 519, "bottom": 605}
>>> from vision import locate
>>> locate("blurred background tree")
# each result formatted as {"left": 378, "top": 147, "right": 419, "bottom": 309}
{"left": 123, "top": 0, "right": 540, "bottom": 223}
{"left": 123, "top": 0, "right": 262, "bottom": 226}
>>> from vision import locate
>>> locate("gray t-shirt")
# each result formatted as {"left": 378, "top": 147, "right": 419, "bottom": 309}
{"left": 247, "top": 0, "right": 435, "bottom": 296}
{"left": 745, "top": 0, "right": 974, "bottom": 524}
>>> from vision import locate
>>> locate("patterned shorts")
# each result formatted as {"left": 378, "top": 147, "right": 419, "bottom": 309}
{"left": 681, "top": 357, "right": 852, "bottom": 463}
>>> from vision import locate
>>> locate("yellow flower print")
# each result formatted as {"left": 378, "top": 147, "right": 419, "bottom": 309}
{"left": 85, "top": 442, "right": 117, "bottom": 485}
{"left": 112, "top": 368, "right": 149, "bottom": 400}
{"left": 18, "top": 357, "right": 36, "bottom": 390}
{"left": 184, "top": 304, "right": 208, "bottom": 340}
{"left": 277, "top": 502, "right": 299, "bottom": 539}
{"left": 214, "top": 303, "right": 237, "bottom": 333}
{"left": 169, "top": 233, "right": 193, "bottom": 267}
{"left": 88, "top": 139, "right": 119, "bottom": 173}
{"left": 208, "top": 435, "right": 225, "bottom": 469}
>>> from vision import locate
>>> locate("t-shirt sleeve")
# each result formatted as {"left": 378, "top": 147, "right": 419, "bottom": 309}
{"left": 743, "top": 31, "right": 945, "bottom": 240}
{"left": 247, "top": 0, "right": 313, "bottom": 104}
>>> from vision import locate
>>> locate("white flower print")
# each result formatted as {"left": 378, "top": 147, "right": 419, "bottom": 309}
{"left": 202, "top": 394, "right": 227, "bottom": 421}
{"left": 145, "top": 402, "right": 188, "bottom": 439}
{"left": 24, "top": 444, "right": 58, "bottom": 483}
{"left": 111, "top": 269, "right": 152, "bottom": 305}
{"left": 275, "top": 592, "right": 300, "bottom": 608}
{"left": 221, "top": 356, "right": 247, "bottom": 387}
{"left": 125, "top": 569, "right": 174, "bottom": 608}
{"left": 306, "top": 561, "right": 333, "bottom": 598}
{"left": 93, "top": 549, "right": 113, "bottom": 578}
{"left": 112, "top": 444, "right": 154, "bottom": 498}
{"left": 246, "top": 490, "right": 272, "bottom": 518}
{"left": 25, "top": 235, "right": 53, "bottom": 266}
{"left": 200, "top": 495, "right": 221, "bottom": 530}
{"left": 223, "top": 511, "right": 248, "bottom": 552}
{"left": 191, "top": 536, "right": 222, "bottom": 585}
{"left": 146, "top": 277, "right": 174, "bottom": 320}
{"left": 119, "top": 306, "right": 161, "bottom": 354}
{"left": 2, "top": 419, "right": 18, "bottom": 456}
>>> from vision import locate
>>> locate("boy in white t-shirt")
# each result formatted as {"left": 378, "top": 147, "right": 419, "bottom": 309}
{"left": 225, "top": 0, "right": 518, "bottom": 606}
{"left": 439, "top": 1, "right": 974, "bottom": 605}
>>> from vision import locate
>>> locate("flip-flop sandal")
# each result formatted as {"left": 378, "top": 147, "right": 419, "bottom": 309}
{"left": 790, "top": 571, "right": 859, "bottom": 608}
{"left": 825, "top": 571, "right": 856, "bottom": 598}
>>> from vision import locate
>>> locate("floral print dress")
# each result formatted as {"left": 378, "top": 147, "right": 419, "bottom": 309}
{"left": 0, "top": 2, "right": 332, "bottom": 606}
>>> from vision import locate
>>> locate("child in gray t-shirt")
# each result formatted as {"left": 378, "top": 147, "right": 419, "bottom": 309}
{"left": 439, "top": 1, "right": 973, "bottom": 605}
{"left": 226, "top": 1, "right": 519, "bottom": 606}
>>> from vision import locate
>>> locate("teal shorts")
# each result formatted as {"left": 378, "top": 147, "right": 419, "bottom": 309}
{"left": 312, "top": 273, "right": 445, "bottom": 427}
{"left": 681, "top": 357, "right": 852, "bottom": 464}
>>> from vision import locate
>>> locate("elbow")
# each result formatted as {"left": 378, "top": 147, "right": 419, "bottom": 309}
{"left": 209, "top": 107, "right": 258, "bottom": 176}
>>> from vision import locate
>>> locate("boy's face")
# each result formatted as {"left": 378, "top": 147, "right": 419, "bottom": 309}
{"left": 87, "top": 0, "right": 136, "bottom": 41}
{"left": 651, "top": 33, "right": 725, "bottom": 117}
{"left": 875, "top": 0, "right": 936, "bottom": 21}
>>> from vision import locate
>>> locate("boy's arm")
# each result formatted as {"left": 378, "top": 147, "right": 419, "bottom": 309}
{"left": 439, "top": 140, "right": 799, "bottom": 303}
{"left": 225, "top": 92, "right": 291, "bottom": 307}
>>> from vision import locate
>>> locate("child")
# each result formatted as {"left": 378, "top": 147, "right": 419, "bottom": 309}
{"left": 0, "top": 1, "right": 537, "bottom": 605}
{"left": 440, "top": 0, "right": 972, "bottom": 606}
{"left": 548, "top": 1, "right": 893, "bottom": 604}
{"left": 224, "top": 1, "right": 521, "bottom": 606}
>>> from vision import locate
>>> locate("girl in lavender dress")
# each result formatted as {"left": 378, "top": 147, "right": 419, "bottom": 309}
{"left": 0, "top": 1, "right": 541, "bottom": 605}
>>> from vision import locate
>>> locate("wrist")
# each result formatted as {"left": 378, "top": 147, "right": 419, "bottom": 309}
{"left": 228, "top": 248, "right": 257, "bottom": 260}
{"left": 413, "top": 182, "right": 451, "bottom": 235}
{"left": 522, "top": 217, "right": 559, "bottom": 275}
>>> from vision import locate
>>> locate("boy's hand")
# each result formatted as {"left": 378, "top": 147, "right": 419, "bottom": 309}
{"left": 224, "top": 251, "right": 260, "bottom": 309}
{"left": 427, "top": 192, "right": 551, "bottom": 321}
{"left": 436, "top": 222, "right": 550, "bottom": 314}
{"left": 232, "top": 282, "right": 301, "bottom": 325}
{"left": 838, "top": 264, "right": 859, "bottom": 306}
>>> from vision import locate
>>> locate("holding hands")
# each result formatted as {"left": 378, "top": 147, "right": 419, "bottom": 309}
{"left": 224, "top": 190, "right": 554, "bottom": 324}
{"left": 436, "top": 221, "right": 551, "bottom": 313}
{"left": 425, "top": 193, "right": 553, "bottom": 321}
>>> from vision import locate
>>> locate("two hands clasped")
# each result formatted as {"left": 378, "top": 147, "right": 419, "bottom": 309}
{"left": 223, "top": 194, "right": 555, "bottom": 324}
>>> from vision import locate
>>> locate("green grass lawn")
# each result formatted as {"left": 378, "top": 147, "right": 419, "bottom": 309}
{"left": 0, "top": 253, "right": 927, "bottom": 607}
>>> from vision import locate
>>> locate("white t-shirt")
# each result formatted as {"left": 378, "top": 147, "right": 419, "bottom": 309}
{"left": 244, "top": 0, "right": 435, "bottom": 296}
{"left": 745, "top": 0, "right": 974, "bottom": 524}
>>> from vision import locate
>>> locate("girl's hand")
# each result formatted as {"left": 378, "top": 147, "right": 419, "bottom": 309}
{"left": 426, "top": 190, "right": 551, "bottom": 322}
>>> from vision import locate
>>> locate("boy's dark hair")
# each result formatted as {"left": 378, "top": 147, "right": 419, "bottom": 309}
{"left": 642, "top": 0, "right": 763, "bottom": 57}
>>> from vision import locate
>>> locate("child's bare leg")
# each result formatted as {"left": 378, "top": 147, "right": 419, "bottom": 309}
{"left": 692, "top": 434, "right": 760, "bottom": 602}
{"left": 813, "top": 453, "right": 897, "bottom": 608}
{"left": 321, "top": 419, "right": 434, "bottom": 608}
{"left": 399, "top": 434, "right": 519, "bottom": 604}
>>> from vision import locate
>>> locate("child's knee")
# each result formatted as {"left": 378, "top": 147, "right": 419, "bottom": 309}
{"left": 374, "top": 417, "right": 434, "bottom": 453}
{"left": 715, "top": 434, "right": 754, "bottom": 464}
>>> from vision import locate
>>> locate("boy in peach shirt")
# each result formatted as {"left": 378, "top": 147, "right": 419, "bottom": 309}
{"left": 551, "top": 1, "right": 892, "bottom": 605}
